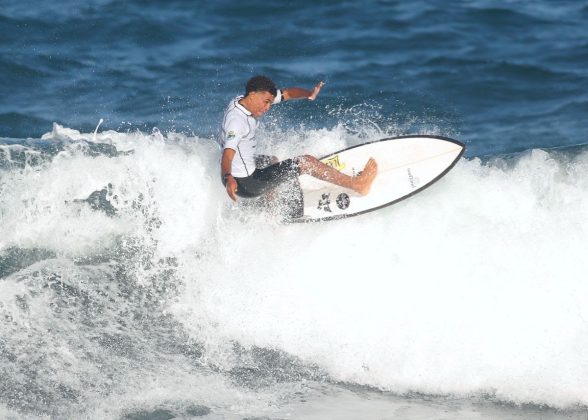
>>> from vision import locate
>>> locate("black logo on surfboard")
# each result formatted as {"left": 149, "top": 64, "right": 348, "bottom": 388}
{"left": 317, "top": 193, "right": 332, "bottom": 212}
{"left": 336, "top": 193, "right": 350, "bottom": 210}
{"left": 407, "top": 168, "right": 420, "bottom": 189}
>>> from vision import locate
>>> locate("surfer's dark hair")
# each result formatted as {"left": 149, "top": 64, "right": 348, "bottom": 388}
{"left": 245, "top": 76, "right": 277, "bottom": 97}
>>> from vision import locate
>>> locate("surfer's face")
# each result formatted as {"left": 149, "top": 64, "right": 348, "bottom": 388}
{"left": 245, "top": 91, "right": 275, "bottom": 118}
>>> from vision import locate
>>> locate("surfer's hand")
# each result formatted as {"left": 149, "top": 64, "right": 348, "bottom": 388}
{"left": 226, "top": 176, "right": 238, "bottom": 202}
{"left": 308, "top": 81, "right": 325, "bottom": 101}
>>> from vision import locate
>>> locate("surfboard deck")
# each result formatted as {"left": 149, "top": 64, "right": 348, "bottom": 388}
{"left": 285, "top": 135, "right": 465, "bottom": 223}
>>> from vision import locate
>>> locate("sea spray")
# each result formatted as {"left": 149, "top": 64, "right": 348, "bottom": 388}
{"left": 1, "top": 125, "right": 588, "bottom": 417}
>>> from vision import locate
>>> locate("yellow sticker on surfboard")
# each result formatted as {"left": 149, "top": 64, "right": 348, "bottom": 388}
{"left": 321, "top": 154, "right": 346, "bottom": 171}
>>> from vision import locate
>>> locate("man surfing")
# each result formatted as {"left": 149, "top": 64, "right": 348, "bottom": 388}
{"left": 220, "top": 76, "right": 377, "bottom": 203}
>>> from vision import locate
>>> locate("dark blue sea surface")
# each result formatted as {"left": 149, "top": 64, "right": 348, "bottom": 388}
{"left": 2, "top": 1, "right": 588, "bottom": 419}
{"left": 1, "top": 0, "right": 587, "bottom": 155}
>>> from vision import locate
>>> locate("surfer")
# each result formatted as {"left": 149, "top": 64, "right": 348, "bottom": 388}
{"left": 220, "top": 76, "right": 377, "bottom": 202}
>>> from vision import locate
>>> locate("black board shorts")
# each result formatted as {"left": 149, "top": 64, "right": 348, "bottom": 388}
{"left": 223, "top": 155, "right": 302, "bottom": 198}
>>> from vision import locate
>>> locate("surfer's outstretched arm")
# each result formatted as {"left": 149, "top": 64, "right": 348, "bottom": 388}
{"left": 295, "top": 155, "right": 377, "bottom": 196}
{"left": 281, "top": 81, "right": 325, "bottom": 101}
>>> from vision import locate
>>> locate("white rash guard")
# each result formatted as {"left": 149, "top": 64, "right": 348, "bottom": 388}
{"left": 220, "top": 90, "right": 283, "bottom": 177}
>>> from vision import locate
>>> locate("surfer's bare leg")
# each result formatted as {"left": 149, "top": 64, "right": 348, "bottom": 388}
{"left": 296, "top": 155, "right": 378, "bottom": 195}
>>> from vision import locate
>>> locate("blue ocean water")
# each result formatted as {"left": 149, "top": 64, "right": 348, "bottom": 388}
{"left": 2, "top": 0, "right": 588, "bottom": 155}
{"left": 1, "top": 1, "right": 588, "bottom": 419}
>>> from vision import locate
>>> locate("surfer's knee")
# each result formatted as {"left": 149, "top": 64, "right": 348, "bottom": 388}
{"left": 294, "top": 155, "right": 318, "bottom": 173}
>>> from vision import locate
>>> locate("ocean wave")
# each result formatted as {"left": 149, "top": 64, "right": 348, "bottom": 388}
{"left": 174, "top": 148, "right": 588, "bottom": 409}
{"left": 0, "top": 58, "right": 49, "bottom": 84}
{"left": 464, "top": 6, "right": 553, "bottom": 27}
{"left": 2, "top": 125, "right": 587, "bottom": 412}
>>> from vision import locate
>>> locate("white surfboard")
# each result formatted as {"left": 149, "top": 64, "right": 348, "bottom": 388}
{"left": 288, "top": 135, "right": 465, "bottom": 223}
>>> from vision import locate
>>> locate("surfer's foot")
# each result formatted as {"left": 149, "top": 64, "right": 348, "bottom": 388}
{"left": 353, "top": 158, "right": 378, "bottom": 195}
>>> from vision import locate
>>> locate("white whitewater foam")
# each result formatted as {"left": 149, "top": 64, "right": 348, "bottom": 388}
{"left": 173, "top": 144, "right": 588, "bottom": 408}
{"left": 2, "top": 124, "right": 588, "bottom": 409}
{"left": 1, "top": 124, "right": 218, "bottom": 257}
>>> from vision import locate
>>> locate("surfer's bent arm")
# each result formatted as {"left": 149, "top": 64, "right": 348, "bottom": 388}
{"left": 281, "top": 81, "right": 325, "bottom": 102}
{"left": 221, "top": 148, "right": 238, "bottom": 202}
